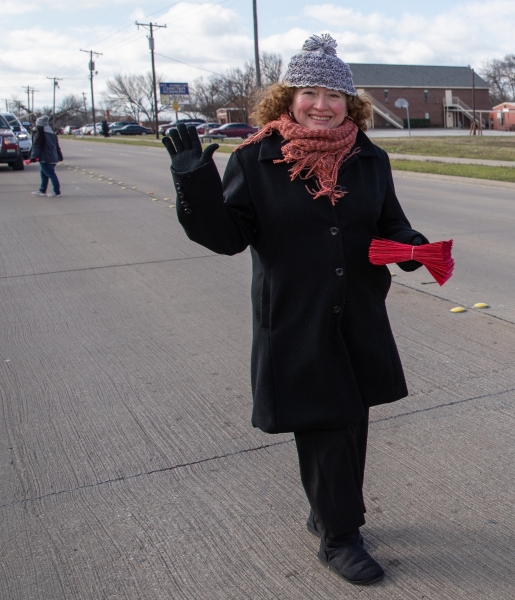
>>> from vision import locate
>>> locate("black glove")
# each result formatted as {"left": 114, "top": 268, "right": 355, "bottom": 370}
{"left": 397, "top": 233, "right": 428, "bottom": 272}
{"left": 162, "top": 123, "right": 219, "bottom": 173}
{"left": 29, "top": 158, "right": 37, "bottom": 163}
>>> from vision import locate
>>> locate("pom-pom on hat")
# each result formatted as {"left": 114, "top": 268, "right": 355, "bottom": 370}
{"left": 36, "top": 115, "right": 50, "bottom": 127}
{"left": 283, "top": 34, "right": 357, "bottom": 96}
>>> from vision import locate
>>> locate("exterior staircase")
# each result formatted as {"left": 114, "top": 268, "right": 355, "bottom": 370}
{"left": 443, "top": 96, "right": 484, "bottom": 127}
{"left": 370, "top": 97, "right": 404, "bottom": 129}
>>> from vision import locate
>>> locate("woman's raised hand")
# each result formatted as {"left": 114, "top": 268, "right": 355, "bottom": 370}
{"left": 162, "top": 123, "right": 219, "bottom": 173}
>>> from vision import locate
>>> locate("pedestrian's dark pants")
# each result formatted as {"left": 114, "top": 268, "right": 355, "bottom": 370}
{"left": 294, "top": 409, "right": 369, "bottom": 539}
{"left": 39, "top": 162, "right": 60, "bottom": 194}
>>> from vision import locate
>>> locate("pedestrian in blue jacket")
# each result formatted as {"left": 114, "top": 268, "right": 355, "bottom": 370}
{"left": 30, "top": 115, "right": 63, "bottom": 197}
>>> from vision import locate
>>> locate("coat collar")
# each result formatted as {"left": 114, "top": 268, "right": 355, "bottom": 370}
{"left": 258, "top": 127, "right": 381, "bottom": 162}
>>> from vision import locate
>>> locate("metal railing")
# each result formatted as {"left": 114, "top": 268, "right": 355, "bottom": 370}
{"left": 370, "top": 97, "right": 404, "bottom": 129}
{"left": 443, "top": 96, "right": 483, "bottom": 126}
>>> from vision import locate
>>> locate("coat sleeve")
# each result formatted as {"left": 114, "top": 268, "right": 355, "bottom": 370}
{"left": 172, "top": 151, "right": 256, "bottom": 256}
{"left": 30, "top": 130, "right": 41, "bottom": 161}
{"left": 56, "top": 136, "right": 63, "bottom": 162}
{"left": 376, "top": 154, "right": 428, "bottom": 272}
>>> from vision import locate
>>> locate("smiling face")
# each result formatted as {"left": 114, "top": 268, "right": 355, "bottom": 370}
{"left": 289, "top": 87, "right": 348, "bottom": 130}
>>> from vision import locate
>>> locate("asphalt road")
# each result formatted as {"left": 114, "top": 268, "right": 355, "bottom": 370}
{"left": 58, "top": 138, "right": 515, "bottom": 324}
{"left": 1, "top": 139, "right": 515, "bottom": 599}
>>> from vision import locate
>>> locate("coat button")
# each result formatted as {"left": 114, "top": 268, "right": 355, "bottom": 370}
{"left": 335, "top": 268, "right": 344, "bottom": 276}
{"left": 180, "top": 200, "right": 190, "bottom": 207}
{"left": 177, "top": 192, "right": 185, "bottom": 199}
{"left": 184, "top": 208, "right": 193, "bottom": 215}
{"left": 333, "top": 306, "right": 342, "bottom": 313}
{"left": 330, "top": 227, "right": 340, "bottom": 235}
{"left": 176, "top": 183, "right": 182, "bottom": 190}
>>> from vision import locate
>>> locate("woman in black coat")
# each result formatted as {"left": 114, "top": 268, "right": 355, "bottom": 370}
{"left": 163, "top": 34, "right": 427, "bottom": 586}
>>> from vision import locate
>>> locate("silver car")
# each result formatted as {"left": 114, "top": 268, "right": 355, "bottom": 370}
{"left": 0, "top": 113, "right": 32, "bottom": 158}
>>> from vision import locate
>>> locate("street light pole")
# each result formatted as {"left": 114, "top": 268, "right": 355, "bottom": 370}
{"left": 135, "top": 21, "right": 167, "bottom": 139}
{"left": 253, "top": 0, "right": 261, "bottom": 88}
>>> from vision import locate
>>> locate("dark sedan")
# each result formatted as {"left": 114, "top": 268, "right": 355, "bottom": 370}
{"left": 209, "top": 122, "right": 258, "bottom": 138}
{"left": 111, "top": 124, "right": 153, "bottom": 136}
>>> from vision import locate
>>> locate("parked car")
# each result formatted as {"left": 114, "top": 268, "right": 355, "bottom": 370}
{"left": 109, "top": 121, "right": 136, "bottom": 131}
{"left": 162, "top": 118, "right": 205, "bottom": 135}
{"left": 90, "top": 123, "right": 104, "bottom": 134}
{"left": 111, "top": 124, "right": 153, "bottom": 136}
{"left": 75, "top": 124, "right": 94, "bottom": 135}
{"left": 195, "top": 122, "right": 220, "bottom": 134}
{"left": 0, "top": 112, "right": 32, "bottom": 158}
{"left": 63, "top": 125, "right": 80, "bottom": 135}
{"left": 209, "top": 122, "right": 258, "bottom": 138}
{"left": 0, "top": 120, "right": 24, "bottom": 170}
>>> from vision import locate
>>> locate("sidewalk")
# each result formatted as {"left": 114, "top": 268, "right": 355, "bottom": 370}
{"left": 389, "top": 153, "right": 515, "bottom": 168}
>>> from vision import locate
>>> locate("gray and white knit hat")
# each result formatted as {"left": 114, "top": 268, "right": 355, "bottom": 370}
{"left": 36, "top": 115, "right": 50, "bottom": 127}
{"left": 283, "top": 34, "right": 357, "bottom": 96}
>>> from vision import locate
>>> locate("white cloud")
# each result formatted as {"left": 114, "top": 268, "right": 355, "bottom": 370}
{"left": 2, "top": 1, "right": 40, "bottom": 15}
{"left": 2, "top": 1, "right": 514, "bottom": 107}
{"left": 301, "top": 1, "right": 515, "bottom": 66}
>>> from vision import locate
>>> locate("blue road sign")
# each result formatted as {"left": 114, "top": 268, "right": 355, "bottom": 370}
{"left": 159, "top": 83, "right": 189, "bottom": 95}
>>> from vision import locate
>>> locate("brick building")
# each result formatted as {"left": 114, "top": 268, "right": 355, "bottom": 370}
{"left": 348, "top": 64, "right": 490, "bottom": 129}
{"left": 491, "top": 102, "right": 515, "bottom": 131}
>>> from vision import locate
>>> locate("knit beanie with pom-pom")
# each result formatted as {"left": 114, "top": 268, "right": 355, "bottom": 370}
{"left": 283, "top": 34, "right": 357, "bottom": 96}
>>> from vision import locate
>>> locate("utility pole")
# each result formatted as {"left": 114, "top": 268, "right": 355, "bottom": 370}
{"left": 471, "top": 68, "right": 477, "bottom": 136}
{"left": 31, "top": 88, "right": 39, "bottom": 114}
{"left": 253, "top": 0, "right": 261, "bottom": 88}
{"left": 80, "top": 49, "right": 102, "bottom": 135}
{"left": 82, "top": 92, "right": 89, "bottom": 125}
{"left": 135, "top": 21, "right": 166, "bottom": 139}
{"left": 21, "top": 86, "right": 38, "bottom": 116}
{"left": 47, "top": 77, "right": 63, "bottom": 129}
{"left": 23, "top": 85, "right": 31, "bottom": 112}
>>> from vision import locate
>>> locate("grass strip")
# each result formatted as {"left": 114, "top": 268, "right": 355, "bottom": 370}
{"left": 66, "top": 135, "right": 240, "bottom": 152}
{"left": 375, "top": 136, "right": 515, "bottom": 162}
{"left": 65, "top": 136, "right": 515, "bottom": 182}
{"left": 390, "top": 159, "right": 515, "bottom": 183}
{"left": 66, "top": 136, "right": 163, "bottom": 147}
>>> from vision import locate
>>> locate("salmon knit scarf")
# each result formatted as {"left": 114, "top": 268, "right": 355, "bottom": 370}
{"left": 235, "top": 114, "right": 360, "bottom": 205}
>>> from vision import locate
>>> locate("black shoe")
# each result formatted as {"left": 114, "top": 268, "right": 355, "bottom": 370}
{"left": 306, "top": 510, "right": 364, "bottom": 546}
{"left": 318, "top": 538, "right": 384, "bottom": 586}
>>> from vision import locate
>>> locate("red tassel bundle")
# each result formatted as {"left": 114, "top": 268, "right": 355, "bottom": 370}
{"left": 369, "top": 238, "right": 454, "bottom": 286}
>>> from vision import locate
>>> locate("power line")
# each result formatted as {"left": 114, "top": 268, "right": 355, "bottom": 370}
{"left": 154, "top": 52, "right": 223, "bottom": 76}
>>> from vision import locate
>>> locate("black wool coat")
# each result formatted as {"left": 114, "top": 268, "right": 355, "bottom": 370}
{"left": 171, "top": 129, "right": 426, "bottom": 434}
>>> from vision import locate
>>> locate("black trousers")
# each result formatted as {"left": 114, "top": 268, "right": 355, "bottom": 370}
{"left": 294, "top": 409, "right": 369, "bottom": 538}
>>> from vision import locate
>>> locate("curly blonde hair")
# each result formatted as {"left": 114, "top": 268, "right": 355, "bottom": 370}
{"left": 251, "top": 83, "right": 373, "bottom": 132}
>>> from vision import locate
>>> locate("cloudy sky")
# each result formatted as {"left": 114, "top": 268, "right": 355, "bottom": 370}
{"left": 1, "top": 0, "right": 513, "bottom": 110}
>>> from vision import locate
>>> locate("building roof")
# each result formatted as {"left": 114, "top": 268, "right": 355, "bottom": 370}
{"left": 348, "top": 64, "right": 489, "bottom": 89}
{"left": 492, "top": 102, "right": 515, "bottom": 110}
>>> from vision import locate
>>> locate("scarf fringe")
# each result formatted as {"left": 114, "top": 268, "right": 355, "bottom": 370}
{"left": 235, "top": 115, "right": 359, "bottom": 205}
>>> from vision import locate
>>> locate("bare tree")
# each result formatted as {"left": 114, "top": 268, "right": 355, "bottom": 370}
{"left": 189, "top": 52, "right": 283, "bottom": 122}
{"left": 11, "top": 94, "right": 84, "bottom": 128}
{"left": 261, "top": 52, "right": 283, "bottom": 87}
{"left": 482, "top": 55, "right": 515, "bottom": 106}
{"left": 102, "top": 72, "right": 167, "bottom": 123}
